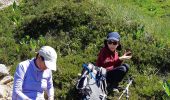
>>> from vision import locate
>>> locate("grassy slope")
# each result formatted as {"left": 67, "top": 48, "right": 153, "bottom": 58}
{"left": 102, "top": 0, "right": 170, "bottom": 40}
{"left": 0, "top": 0, "right": 170, "bottom": 99}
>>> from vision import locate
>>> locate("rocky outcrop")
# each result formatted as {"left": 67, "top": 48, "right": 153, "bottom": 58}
{"left": 0, "top": 64, "right": 13, "bottom": 100}
{"left": 0, "top": 64, "right": 9, "bottom": 76}
{"left": 0, "top": 0, "right": 19, "bottom": 10}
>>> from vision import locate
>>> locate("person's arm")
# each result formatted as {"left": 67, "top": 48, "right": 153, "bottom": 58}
{"left": 12, "top": 64, "right": 31, "bottom": 100}
{"left": 96, "top": 48, "right": 105, "bottom": 67}
{"left": 46, "top": 71, "right": 54, "bottom": 100}
{"left": 105, "top": 66, "right": 114, "bottom": 71}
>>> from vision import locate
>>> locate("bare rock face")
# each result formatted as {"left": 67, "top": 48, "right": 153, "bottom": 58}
{"left": 0, "top": 76, "right": 13, "bottom": 84}
{"left": 0, "top": 84, "right": 7, "bottom": 98}
{"left": 0, "top": 64, "right": 9, "bottom": 76}
{"left": 0, "top": 64, "right": 13, "bottom": 100}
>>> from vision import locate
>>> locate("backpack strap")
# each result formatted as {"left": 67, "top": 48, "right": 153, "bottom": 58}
{"left": 82, "top": 64, "right": 96, "bottom": 81}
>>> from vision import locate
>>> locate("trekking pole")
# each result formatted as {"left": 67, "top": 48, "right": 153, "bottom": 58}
{"left": 118, "top": 77, "right": 133, "bottom": 100}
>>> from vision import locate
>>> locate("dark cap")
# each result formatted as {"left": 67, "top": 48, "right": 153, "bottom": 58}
{"left": 107, "top": 32, "right": 120, "bottom": 41}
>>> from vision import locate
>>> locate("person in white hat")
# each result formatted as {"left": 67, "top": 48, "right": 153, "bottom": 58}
{"left": 12, "top": 46, "right": 57, "bottom": 100}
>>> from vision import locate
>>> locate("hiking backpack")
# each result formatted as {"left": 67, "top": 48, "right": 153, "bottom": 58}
{"left": 76, "top": 63, "right": 107, "bottom": 100}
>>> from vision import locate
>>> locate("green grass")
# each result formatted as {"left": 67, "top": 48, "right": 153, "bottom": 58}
{"left": 0, "top": 0, "right": 170, "bottom": 99}
{"left": 0, "top": 2, "right": 3, "bottom": 7}
{"left": 99, "top": 0, "right": 170, "bottom": 40}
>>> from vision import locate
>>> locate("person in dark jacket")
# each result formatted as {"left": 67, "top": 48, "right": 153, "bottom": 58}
{"left": 96, "top": 32, "right": 132, "bottom": 92}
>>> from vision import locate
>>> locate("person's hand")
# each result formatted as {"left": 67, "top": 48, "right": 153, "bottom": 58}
{"left": 119, "top": 49, "right": 132, "bottom": 60}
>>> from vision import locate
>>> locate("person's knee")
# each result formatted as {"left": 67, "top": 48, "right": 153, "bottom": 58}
{"left": 121, "top": 63, "right": 129, "bottom": 72}
{"left": 123, "top": 63, "right": 129, "bottom": 70}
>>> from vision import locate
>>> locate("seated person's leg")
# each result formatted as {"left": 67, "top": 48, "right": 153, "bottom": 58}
{"left": 106, "top": 64, "right": 129, "bottom": 91}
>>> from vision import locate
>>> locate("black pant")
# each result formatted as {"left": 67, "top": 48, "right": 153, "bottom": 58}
{"left": 106, "top": 63, "right": 129, "bottom": 89}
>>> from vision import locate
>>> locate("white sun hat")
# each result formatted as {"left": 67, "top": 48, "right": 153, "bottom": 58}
{"left": 38, "top": 46, "right": 57, "bottom": 71}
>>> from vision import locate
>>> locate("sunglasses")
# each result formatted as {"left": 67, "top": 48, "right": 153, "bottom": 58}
{"left": 107, "top": 40, "right": 118, "bottom": 45}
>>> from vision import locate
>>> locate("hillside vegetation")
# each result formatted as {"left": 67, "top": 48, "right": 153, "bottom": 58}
{"left": 0, "top": 0, "right": 170, "bottom": 99}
